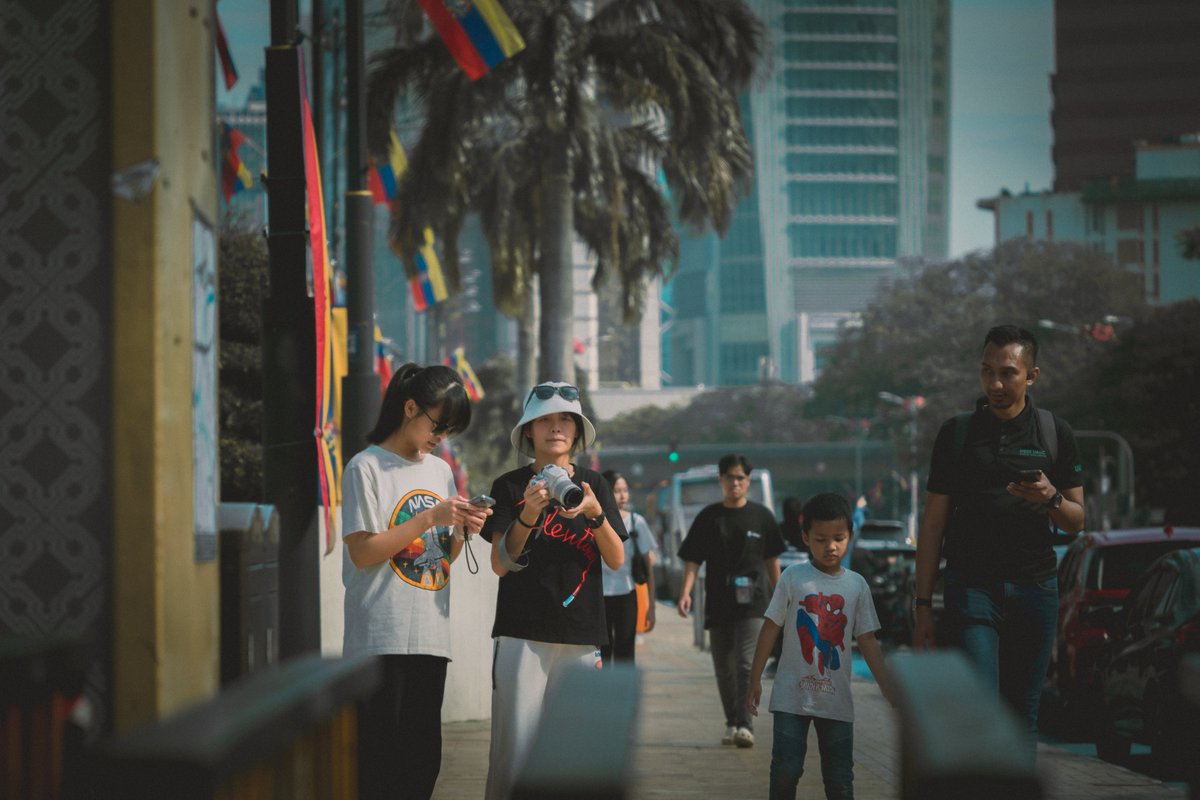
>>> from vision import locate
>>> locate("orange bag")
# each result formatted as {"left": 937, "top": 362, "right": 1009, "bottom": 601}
{"left": 635, "top": 582, "right": 652, "bottom": 633}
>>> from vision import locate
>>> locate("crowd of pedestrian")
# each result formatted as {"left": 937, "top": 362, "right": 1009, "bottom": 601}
{"left": 338, "top": 323, "right": 1084, "bottom": 800}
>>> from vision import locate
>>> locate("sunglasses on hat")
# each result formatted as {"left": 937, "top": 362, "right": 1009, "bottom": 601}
{"left": 525, "top": 384, "right": 580, "bottom": 407}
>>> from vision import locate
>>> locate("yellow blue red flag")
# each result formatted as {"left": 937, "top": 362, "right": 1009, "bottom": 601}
{"left": 416, "top": 0, "right": 525, "bottom": 81}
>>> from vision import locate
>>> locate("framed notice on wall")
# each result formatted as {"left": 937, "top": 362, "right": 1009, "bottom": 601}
{"left": 193, "top": 211, "right": 218, "bottom": 561}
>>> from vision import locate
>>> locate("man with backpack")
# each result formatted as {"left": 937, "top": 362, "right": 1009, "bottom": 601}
{"left": 912, "top": 325, "right": 1085, "bottom": 742}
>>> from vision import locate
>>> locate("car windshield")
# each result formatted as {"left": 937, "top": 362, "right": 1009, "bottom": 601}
{"left": 1089, "top": 541, "right": 1198, "bottom": 590}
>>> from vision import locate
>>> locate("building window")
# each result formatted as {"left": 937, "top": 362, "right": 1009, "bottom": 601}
{"left": 1026, "top": 211, "right": 1034, "bottom": 237}
{"left": 672, "top": 276, "right": 707, "bottom": 319}
{"left": 1116, "top": 238, "right": 1144, "bottom": 265}
{"left": 783, "top": 41, "right": 898, "bottom": 64}
{"left": 719, "top": 342, "right": 770, "bottom": 385}
{"left": 1116, "top": 202, "right": 1143, "bottom": 231}
{"left": 785, "top": 152, "right": 898, "bottom": 176}
{"left": 719, "top": 262, "right": 766, "bottom": 314}
{"left": 783, "top": 11, "right": 898, "bottom": 36}
{"left": 788, "top": 223, "right": 897, "bottom": 258}
{"left": 1045, "top": 210, "right": 1054, "bottom": 240}
{"left": 785, "top": 124, "right": 898, "bottom": 148}
{"left": 783, "top": 68, "right": 898, "bottom": 92}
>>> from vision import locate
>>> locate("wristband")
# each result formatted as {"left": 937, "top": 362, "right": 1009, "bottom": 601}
{"left": 913, "top": 597, "right": 933, "bottom": 608}
{"left": 517, "top": 514, "right": 538, "bottom": 528}
{"left": 586, "top": 514, "right": 605, "bottom": 529}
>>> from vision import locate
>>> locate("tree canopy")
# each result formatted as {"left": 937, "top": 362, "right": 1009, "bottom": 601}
{"left": 807, "top": 239, "right": 1148, "bottom": 450}
{"left": 367, "top": 0, "right": 765, "bottom": 381}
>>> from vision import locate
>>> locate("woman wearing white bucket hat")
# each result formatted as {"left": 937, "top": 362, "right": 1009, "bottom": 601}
{"left": 479, "top": 381, "right": 628, "bottom": 800}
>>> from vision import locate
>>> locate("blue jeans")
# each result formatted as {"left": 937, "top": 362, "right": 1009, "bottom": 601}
{"left": 770, "top": 712, "right": 854, "bottom": 800}
{"left": 942, "top": 569, "right": 1057, "bottom": 738}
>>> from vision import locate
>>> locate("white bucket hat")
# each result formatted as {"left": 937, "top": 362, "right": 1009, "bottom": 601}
{"left": 509, "top": 381, "right": 597, "bottom": 458}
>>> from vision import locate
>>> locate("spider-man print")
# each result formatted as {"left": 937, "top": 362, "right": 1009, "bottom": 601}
{"left": 796, "top": 592, "right": 848, "bottom": 675}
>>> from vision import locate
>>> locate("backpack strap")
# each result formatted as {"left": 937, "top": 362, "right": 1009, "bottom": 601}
{"left": 953, "top": 412, "right": 972, "bottom": 456}
{"left": 1036, "top": 408, "right": 1058, "bottom": 466}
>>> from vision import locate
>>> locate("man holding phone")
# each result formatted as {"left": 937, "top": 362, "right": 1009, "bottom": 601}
{"left": 913, "top": 325, "right": 1085, "bottom": 747}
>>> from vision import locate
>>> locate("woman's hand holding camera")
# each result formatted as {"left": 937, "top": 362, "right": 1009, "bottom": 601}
{"left": 521, "top": 479, "right": 551, "bottom": 523}
{"left": 430, "top": 496, "right": 492, "bottom": 532}
{"left": 559, "top": 482, "right": 602, "bottom": 522}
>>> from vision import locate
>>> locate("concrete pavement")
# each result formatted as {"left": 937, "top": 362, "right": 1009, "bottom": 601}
{"left": 434, "top": 602, "right": 1187, "bottom": 799}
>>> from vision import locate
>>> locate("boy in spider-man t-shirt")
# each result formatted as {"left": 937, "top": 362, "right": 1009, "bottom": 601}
{"left": 747, "top": 493, "right": 895, "bottom": 800}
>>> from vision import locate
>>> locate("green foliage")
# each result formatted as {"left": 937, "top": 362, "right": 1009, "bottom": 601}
{"left": 1055, "top": 300, "right": 1200, "bottom": 524}
{"left": 809, "top": 240, "right": 1148, "bottom": 454}
{"left": 602, "top": 383, "right": 825, "bottom": 446}
{"left": 367, "top": 0, "right": 765, "bottom": 380}
{"left": 218, "top": 221, "right": 268, "bottom": 503}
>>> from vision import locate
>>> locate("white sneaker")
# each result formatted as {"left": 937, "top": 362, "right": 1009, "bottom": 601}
{"left": 721, "top": 725, "right": 736, "bottom": 745}
{"left": 733, "top": 727, "right": 755, "bottom": 748}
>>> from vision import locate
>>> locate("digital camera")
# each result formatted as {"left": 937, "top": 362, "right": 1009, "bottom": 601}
{"left": 530, "top": 464, "right": 583, "bottom": 508}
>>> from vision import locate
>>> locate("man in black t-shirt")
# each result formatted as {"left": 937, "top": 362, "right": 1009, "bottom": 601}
{"left": 677, "top": 454, "right": 785, "bottom": 749}
{"left": 913, "top": 325, "right": 1085, "bottom": 741}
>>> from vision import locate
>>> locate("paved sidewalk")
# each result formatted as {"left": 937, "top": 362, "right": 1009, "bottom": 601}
{"left": 434, "top": 603, "right": 1188, "bottom": 799}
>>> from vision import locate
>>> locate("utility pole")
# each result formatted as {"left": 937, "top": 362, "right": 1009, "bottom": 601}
{"left": 263, "top": 0, "right": 321, "bottom": 657}
{"left": 340, "top": 0, "right": 381, "bottom": 464}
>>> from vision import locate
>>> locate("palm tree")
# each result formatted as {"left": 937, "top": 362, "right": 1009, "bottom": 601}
{"left": 367, "top": 0, "right": 764, "bottom": 384}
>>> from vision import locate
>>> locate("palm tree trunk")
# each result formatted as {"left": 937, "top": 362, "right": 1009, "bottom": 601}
{"left": 517, "top": 285, "right": 537, "bottom": 391}
{"left": 538, "top": 136, "right": 574, "bottom": 383}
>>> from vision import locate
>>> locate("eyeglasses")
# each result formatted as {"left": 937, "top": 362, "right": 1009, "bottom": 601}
{"left": 721, "top": 473, "right": 749, "bottom": 483}
{"left": 420, "top": 408, "right": 454, "bottom": 436}
{"left": 525, "top": 384, "right": 580, "bottom": 407}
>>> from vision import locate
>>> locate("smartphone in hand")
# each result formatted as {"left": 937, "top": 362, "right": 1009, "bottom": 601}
{"left": 1017, "top": 469, "right": 1042, "bottom": 483}
{"left": 468, "top": 494, "right": 496, "bottom": 509}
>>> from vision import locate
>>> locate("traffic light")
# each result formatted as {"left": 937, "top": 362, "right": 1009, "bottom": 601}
{"left": 668, "top": 441, "right": 680, "bottom": 463}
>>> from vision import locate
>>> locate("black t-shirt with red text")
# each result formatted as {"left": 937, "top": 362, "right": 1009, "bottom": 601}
{"left": 481, "top": 464, "right": 627, "bottom": 645}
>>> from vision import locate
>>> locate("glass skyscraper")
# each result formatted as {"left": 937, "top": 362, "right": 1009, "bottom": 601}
{"left": 664, "top": 0, "right": 949, "bottom": 385}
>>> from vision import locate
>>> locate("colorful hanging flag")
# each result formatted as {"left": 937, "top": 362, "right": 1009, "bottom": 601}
{"left": 220, "top": 122, "right": 254, "bottom": 202}
{"left": 214, "top": 6, "right": 239, "bottom": 90}
{"left": 368, "top": 129, "right": 408, "bottom": 204}
{"left": 448, "top": 346, "right": 485, "bottom": 401}
{"left": 416, "top": 0, "right": 526, "bottom": 81}
{"left": 408, "top": 227, "right": 449, "bottom": 312}
{"left": 375, "top": 326, "right": 394, "bottom": 397}
{"left": 298, "top": 50, "right": 340, "bottom": 550}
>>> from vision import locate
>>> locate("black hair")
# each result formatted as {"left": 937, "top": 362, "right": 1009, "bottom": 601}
{"left": 984, "top": 324, "right": 1039, "bottom": 369}
{"left": 718, "top": 453, "right": 752, "bottom": 476}
{"left": 801, "top": 493, "right": 853, "bottom": 535}
{"left": 366, "top": 363, "right": 470, "bottom": 445}
{"left": 602, "top": 470, "right": 626, "bottom": 490}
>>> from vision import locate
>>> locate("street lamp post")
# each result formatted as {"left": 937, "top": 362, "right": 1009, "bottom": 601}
{"left": 879, "top": 391, "right": 925, "bottom": 540}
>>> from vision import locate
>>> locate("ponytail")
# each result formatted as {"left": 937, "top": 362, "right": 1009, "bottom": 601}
{"left": 363, "top": 362, "right": 471, "bottom": 446}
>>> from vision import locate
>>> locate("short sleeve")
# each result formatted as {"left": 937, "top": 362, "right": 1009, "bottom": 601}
{"left": 763, "top": 575, "right": 789, "bottom": 626}
{"left": 678, "top": 507, "right": 713, "bottom": 564}
{"left": 633, "top": 514, "right": 657, "bottom": 554}
{"left": 925, "top": 417, "right": 959, "bottom": 495}
{"left": 852, "top": 573, "right": 882, "bottom": 637}
{"left": 341, "top": 460, "right": 380, "bottom": 538}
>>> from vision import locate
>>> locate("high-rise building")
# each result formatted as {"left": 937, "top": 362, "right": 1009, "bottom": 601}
{"left": 663, "top": 0, "right": 950, "bottom": 386}
{"left": 1052, "top": 0, "right": 1200, "bottom": 192}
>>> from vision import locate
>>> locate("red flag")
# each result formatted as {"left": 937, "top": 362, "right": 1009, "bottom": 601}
{"left": 214, "top": 6, "right": 239, "bottom": 90}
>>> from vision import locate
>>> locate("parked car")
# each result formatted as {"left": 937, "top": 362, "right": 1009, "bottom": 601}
{"left": 1042, "top": 526, "right": 1200, "bottom": 734}
{"left": 1094, "top": 545, "right": 1200, "bottom": 767}
{"left": 652, "top": 465, "right": 774, "bottom": 601}
{"left": 850, "top": 539, "right": 917, "bottom": 647}
{"left": 857, "top": 519, "right": 912, "bottom": 547}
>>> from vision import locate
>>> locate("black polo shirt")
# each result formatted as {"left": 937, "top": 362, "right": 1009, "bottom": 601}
{"left": 926, "top": 397, "right": 1083, "bottom": 583}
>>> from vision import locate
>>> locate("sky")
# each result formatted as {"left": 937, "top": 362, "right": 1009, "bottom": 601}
{"left": 948, "top": 0, "right": 1054, "bottom": 257}
{"left": 216, "top": 0, "right": 1056, "bottom": 260}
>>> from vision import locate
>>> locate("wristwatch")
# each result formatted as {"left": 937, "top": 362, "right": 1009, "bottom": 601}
{"left": 1046, "top": 491, "right": 1064, "bottom": 510}
{"left": 586, "top": 513, "right": 606, "bottom": 529}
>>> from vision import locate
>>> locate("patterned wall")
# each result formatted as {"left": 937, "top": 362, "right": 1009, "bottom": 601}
{"left": 0, "top": 0, "right": 113, "bottom": 735}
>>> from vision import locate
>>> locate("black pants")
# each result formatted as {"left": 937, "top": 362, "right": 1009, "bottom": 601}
{"left": 357, "top": 654, "right": 448, "bottom": 800}
{"left": 601, "top": 591, "right": 638, "bottom": 665}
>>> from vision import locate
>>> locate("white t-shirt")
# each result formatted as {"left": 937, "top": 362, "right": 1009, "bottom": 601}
{"left": 341, "top": 444, "right": 459, "bottom": 658}
{"left": 765, "top": 561, "right": 880, "bottom": 722}
{"left": 602, "top": 511, "right": 659, "bottom": 596}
